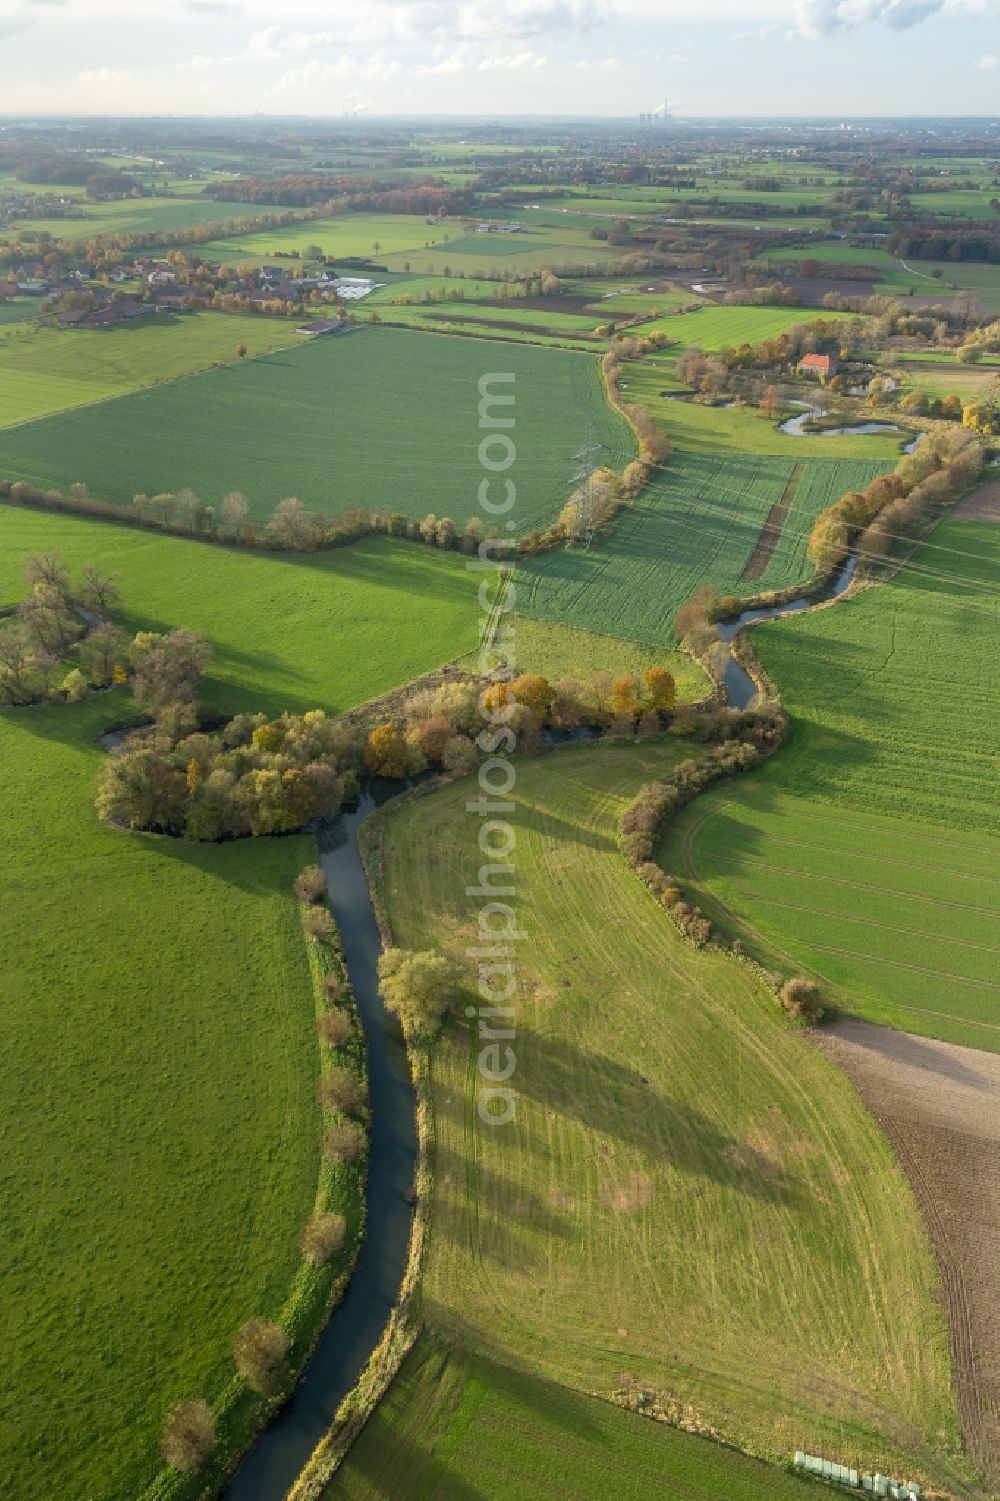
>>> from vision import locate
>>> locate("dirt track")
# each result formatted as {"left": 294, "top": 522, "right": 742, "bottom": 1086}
{"left": 818, "top": 1019, "right": 1000, "bottom": 1489}
{"left": 953, "top": 480, "right": 1000, "bottom": 523}
{"left": 740, "top": 463, "right": 804, "bottom": 581}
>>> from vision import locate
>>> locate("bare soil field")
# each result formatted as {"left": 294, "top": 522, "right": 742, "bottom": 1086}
{"left": 782, "top": 275, "right": 878, "bottom": 302}
{"left": 818, "top": 1018, "right": 1000, "bottom": 1489}
{"left": 952, "top": 479, "right": 1000, "bottom": 522}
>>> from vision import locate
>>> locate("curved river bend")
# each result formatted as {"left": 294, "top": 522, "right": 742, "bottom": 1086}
{"left": 719, "top": 553, "right": 858, "bottom": 709}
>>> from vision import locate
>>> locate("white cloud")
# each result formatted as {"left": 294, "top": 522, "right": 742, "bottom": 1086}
{"left": 734, "top": 21, "right": 779, "bottom": 38}
{"left": 476, "top": 49, "right": 547, "bottom": 68}
{"left": 415, "top": 47, "right": 469, "bottom": 73}
{"left": 455, "top": 0, "right": 606, "bottom": 39}
{"left": 257, "top": 51, "right": 404, "bottom": 111}
{"left": 791, "top": 0, "right": 945, "bottom": 38}
{"left": 77, "top": 65, "right": 135, "bottom": 89}
{"left": 245, "top": 27, "right": 331, "bottom": 57}
{"left": 975, "top": 49, "right": 997, "bottom": 63}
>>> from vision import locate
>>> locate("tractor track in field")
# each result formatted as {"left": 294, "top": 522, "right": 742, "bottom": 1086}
{"left": 740, "top": 462, "right": 804, "bottom": 581}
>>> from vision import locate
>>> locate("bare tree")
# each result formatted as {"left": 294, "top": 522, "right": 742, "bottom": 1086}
{"left": 79, "top": 565, "right": 121, "bottom": 617}
{"left": 24, "top": 552, "right": 70, "bottom": 597}
{"left": 0, "top": 627, "right": 36, "bottom": 704}
{"left": 300, "top": 1211, "right": 346, "bottom": 1266}
{"left": 219, "top": 491, "right": 249, "bottom": 541}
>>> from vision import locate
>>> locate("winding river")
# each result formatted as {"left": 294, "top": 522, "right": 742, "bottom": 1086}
{"left": 101, "top": 551, "right": 861, "bottom": 1494}
{"left": 718, "top": 553, "right": 859, "bottom": 709}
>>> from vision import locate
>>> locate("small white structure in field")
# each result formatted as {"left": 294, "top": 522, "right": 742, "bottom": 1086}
{"left": 329, "top": 277, "right": 381, "bottom": 301}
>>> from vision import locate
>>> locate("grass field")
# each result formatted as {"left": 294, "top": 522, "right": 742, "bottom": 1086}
{"left": 517, "top": 454, "right": 891, "bottom": 645}
{"left": 167, "top": 213, "right": 457, "bottom": 265}
{"left": 0, "top": 696, "right": 319, "bottom": 1500}
{"left": 0, "top": 299, "right": 39, "bottom": 326}
{"left": 0, "top": 311, "right": 301, "bottom": 426}
{"left": 894, "top": 353, "right": 1000, "bottom": 400}
{"left": 628, "top": 304, "right": 851, "bottom": 351}
{"left": 379, "top": 223, "right": 613, "bottom": 277}
{"left": 894, "top": 262, "right": 1000, "bottom": 316}
{"left": 367, "top": 274, "right": 521, "bottom": 305}
{"left": 493, "top": 614, "right": 710, "bottom": 697}
{"left": 4, "top": 194, "right": 243, "bottom": 241}
{"left": 0, "top": 327, "right": 633, "bottom": 531}
{"left": 331, "top": 1337, "right": 835, "bottom": 1501}
{"left": 661, "top": 520, "right": 1000, "bottom": 1053}
{"left": 372, "top": 299, "right": 607, "bottom": 349}
{"left": 361, "top": 738, "right": 965, "bottom": 1490}
{"left": 0, "top": 507, "right": 479, "bottom": 718}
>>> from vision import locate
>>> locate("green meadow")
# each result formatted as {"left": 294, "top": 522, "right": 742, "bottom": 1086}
{"left": 662, "top": 520, "right": 1000, "bottom": 1052}
{"left": 362, "top": 738, "right": 963, "bottom": 1487}
{"left": 499, "top": 614, "right": 710, "bottom": 697}
{"left": 332, "top": 1338, "right": 832, "bottom": 1501}
{"left": 171, "top": 213, "right": 456, "bottom": 265}
{"left": 0, "top": 327, "right": 634, "bottom": 531}
{"left": 0, "top": 507, "right": 479, "bottom": 718}
{"left": 5, "top": 194, "right": 243, "bottom": 241}
{"left": 0, "top": 697, "right": 318, "bottom": 1500}
{"left": 628, "top": 303, "right": 852, "bottom": 351}
{"left": 374, "top": 298, "right": 606, "bottom": 349}
{"left": 0, "top": 299, "right": 39, "bottom": 326}
{"left": 379, "top": 222, "right": 613, "bottom": 277}
{"left": 0, "top": 311, "right": 300, "bottom": 426}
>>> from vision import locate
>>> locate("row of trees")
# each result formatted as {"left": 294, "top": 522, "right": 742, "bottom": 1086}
{"left": 810, "top": 426, "right": 983, "bottom": 572}
{"left": 159, "top": 873, "right": 409, "bottom": 1475}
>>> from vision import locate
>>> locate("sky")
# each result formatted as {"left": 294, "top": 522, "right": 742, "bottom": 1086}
{"left": 0, "top": 0, "right": 997, "bottom": 118}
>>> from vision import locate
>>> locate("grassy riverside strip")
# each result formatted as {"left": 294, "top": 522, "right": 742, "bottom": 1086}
{"left": 286, "top": 778, "right": 445, "bottom": 1501}
{"left": 317, "top": 736, "right": 968, "bottom": 1495}
{"left": 141, "top": 896, "right": 368, "bottom": 1501}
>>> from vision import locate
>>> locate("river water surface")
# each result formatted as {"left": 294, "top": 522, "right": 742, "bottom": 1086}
{"left": 224, "top": 789, "right": 418, "bottom": 1500}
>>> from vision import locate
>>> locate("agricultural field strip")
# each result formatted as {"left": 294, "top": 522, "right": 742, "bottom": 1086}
{"left": 517, "top": 455, "right": 891, "bottom": 645}
{"left": 0, "top": 313, "right": 302, "bottom": 427}
{"left": 333, "top": 1337, "right": 837, "bottom": 1501}
{"left": 661, "top": 518, "right": 1000, "bottom": 1048}
{"left": 0, "top": 327, "right": 634, "bottom": 530}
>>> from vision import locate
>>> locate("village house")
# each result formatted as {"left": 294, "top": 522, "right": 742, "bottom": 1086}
{"left": 61, "top": 298, "right": 155, "bottom": 328}
{"left": 798, "top": 352, "right": 838, "bottom": 380}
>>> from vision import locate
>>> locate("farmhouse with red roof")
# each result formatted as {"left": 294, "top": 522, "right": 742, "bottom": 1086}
{"left": 798, "top": 352, "right": 838, "bottom": 380}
